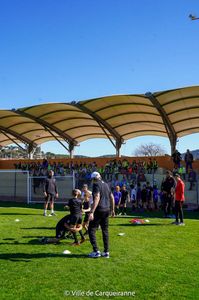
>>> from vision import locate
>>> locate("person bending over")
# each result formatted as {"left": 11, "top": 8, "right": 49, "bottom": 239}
{"left": 41, "top": 214, "right": 83, "bottom": 244}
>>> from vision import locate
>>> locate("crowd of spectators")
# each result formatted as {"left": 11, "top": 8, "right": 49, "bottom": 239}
{"left": 14, "top": 157, "right": 159, "bottom": 188}
{"left": 172, "top": 149, "right": 197, "bottom": 190}
{"left": 14, "top": 158, "right": 166, "bottom": 211}
{"left": 14, "top": 155, "right": 198, "bottom": 212}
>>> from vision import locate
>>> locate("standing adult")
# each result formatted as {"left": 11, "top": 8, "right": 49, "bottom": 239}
{"left": 173, "top": 173, "right": 185, "bottom": 225}
{"left": 88, "top": 171, "right": 115, "bottom": 258}
{"left": 119, "top": 185, "right": 130, "bottom": 215}
{"left": 188, "top": 169, "right": 197, "bottom": 190}
{"left": 161, "top": 171, "right": 175, "bottom": 218}
{"left": 184, "top": 149, "right": 193, "bottom": 174}
{"left": 172, "top": 150, "right": 181, "bottom": 169}
{"left": 43, "top": 170, "right": 58, "bottom": 216}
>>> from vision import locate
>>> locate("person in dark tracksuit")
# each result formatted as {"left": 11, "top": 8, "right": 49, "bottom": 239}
{"left": 41, "top": 214, "right": 72, "bottom": 244}
{"left": 41, "top": 213, "right": 83, "bottom": 244}
{"left": 161, "top": 170, "right": 175, "bottom": 218}
{"left": 43, "top": 170, "right": 58, "bottom": 216}
{"left": 88, "top": 172, "right": 115, "bottom": 258}
{"left": 41, "top": 189, "right": 85, "bottom": 245}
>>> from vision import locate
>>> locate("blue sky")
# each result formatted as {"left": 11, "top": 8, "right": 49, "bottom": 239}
{"left": 0, "top": 0, "right": 199, "bottom": 156}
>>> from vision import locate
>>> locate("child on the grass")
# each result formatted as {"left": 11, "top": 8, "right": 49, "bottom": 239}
{"left": 41, "top": 214, "right": 83, "bottom": 244}
{"left": 82, "top": 191, "right": 92, "bottom": 235}
{"left": 130, "top": 184, "right": 136, "bottom": 211}
{"left": 141, "top": 184, "right": 147, "bottom": 210}
{"left": 113, "top": 185, "right": 121, "bottom": 215}
{"left": 153, "top": 185, "right": 159, "bottom": 210}
{"left": 42, "top": 189, "right": 85, "bottom": 245}
{"left": 66, "top": 189, "right": 85, "bottom": 245}
{"left": 136, "top": 182, "right": 142, "bottom": 209}
{"left": 119, "top": 185, "right": 130, "bottom": 215}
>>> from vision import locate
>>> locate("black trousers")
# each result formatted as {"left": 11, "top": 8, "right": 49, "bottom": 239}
{"left": 45, "top": 193, "right": 55, "bottom": 202}
{"left": 163, "top": 194, "right": 173, "bottom": 216}
{"left": 88, "top": 210, "right": 109, "bottom": 253}
{"left": 56, "top": 217, "right": 68, "bottom": 239}
{"left": 175, "top": 201, "right": 184, "bottom": 223}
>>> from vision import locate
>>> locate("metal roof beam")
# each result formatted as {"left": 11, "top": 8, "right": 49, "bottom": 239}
{"left": 0, "top": 125, "right": 37, "bottom": 148}
{"left": 43, "top": 126, "right": 70, "bottom": 152}
{"left": 0, "top": 130, "right": 26, "bottom": 151}
{"left": 14, "top": 109, "right": 78, "bottom": 146}
{"left": 145, "top": 92, "right": 177, "bottom": 153}
{"left": 72, "top": 102, "right": 124, "bottom": 149}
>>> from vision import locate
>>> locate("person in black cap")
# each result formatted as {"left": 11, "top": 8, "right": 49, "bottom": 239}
{"left": 88, "top": 171, "right": 115, "bottom": 258}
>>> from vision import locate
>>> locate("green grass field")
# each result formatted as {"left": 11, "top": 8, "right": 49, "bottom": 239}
{"left": 0, "top": 203, "right": 199, "bottom": 300}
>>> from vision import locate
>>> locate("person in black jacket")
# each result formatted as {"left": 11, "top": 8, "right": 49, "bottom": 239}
{"left": 161, "top": 170, "right": 176, "bottom": 218}
{"left": 41, "top": 214, "right": 82, "bottom": 244}
{"left": 88, "top": 172, "right": 115, "bottom": 258}
{"left": 172, "top": 150, "right": 181, "bottom": 169}
{"left": 41, "top": 189, "right": 84, "bottom": 245}
{"left": 43, "top": 170, "right": 58, "bottom": 216}
{"left": 184, "top": 149, "right": 194, "bottom": 174}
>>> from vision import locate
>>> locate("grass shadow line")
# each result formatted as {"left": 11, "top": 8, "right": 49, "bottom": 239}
{"left": 0, "top": 252, "right": 88, "bottom": 261}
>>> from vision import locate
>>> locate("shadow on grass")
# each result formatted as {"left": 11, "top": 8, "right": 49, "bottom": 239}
{"left": 1, "top": 202, "right": 198, "bottom": 219}
{"left": 0, "top": 201, "right": 66, "bottom": 211}
{"left": 116, "top": 210, "right": 199, "bottom": 220}
{"left": 22, "top": 235, "right": 51, "bottom": 238}
{"left": 0, "top": 238, "right": 76, "bottom": 246}
{"left": 21, "top": 227, "right": 55, "bottom": 230}
{"left": 0, "top": 239, "right": 52, "bottom": 245}
{"left": 0, "top": 212, "right": 42, "bottom": 216}
{"left": 117, "top": 223, "right": 166, "bottom": 227}
{"left": 0, "top": 252, "right": 88, "bottom": 261}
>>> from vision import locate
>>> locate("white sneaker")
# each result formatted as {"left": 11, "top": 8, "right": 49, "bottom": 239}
{"left": 88, "top": 251, "right": 101, "bottom": 258}
{"left": 49, "top": 212, "right": 56, "bottom": 216}
{"left": 43, "top": 212, "right": 47, "bottom": 216}
{"left": 101, "top": 252, "right": 110, "bottom": 258}
{"left": 178, "top": 222, "right": 185, "bottom": 226}
{"left": 171, "top": 221, "right": 179, "bottom": 225}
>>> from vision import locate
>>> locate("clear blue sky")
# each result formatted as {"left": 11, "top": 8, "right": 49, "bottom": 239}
{"left": 0, "top": 0, "right": 199, "bottom": 156}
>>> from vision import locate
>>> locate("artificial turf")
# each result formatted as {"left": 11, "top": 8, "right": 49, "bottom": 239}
{"left": 0, "top": 203, "right": 199, "bottom": 300}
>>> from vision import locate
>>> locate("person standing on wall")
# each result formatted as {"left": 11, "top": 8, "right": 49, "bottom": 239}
{"left": 43, "top": 170, "right": 58, "bottom": 216}
{"left": 88, "top": 171, "right": 115, "bottom": 258}
{"left": 172, "top": 150, "right": 181, "bottom": 169}
{"left": 184, "top": 149, "right": 194, "bottom": 174}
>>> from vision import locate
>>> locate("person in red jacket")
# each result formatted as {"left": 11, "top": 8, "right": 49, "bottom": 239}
{"left": 173, "top": 173, "right": 185, "bottom": 225}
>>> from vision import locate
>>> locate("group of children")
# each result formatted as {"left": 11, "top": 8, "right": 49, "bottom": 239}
{"left": 113, "top": 182, "right": 160, "bottom": 215}
{"left": 42, "top": 188, "right": 92, "bottom": 245}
